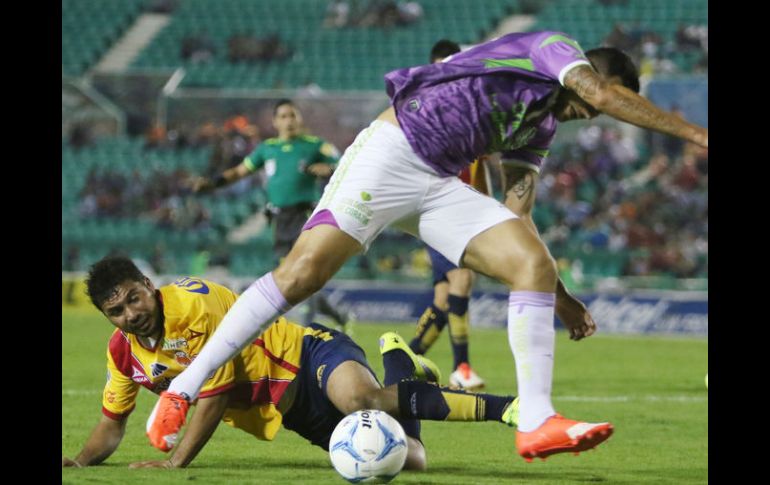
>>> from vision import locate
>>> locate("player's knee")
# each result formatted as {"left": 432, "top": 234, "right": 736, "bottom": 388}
{"left": 403, "top": 438, "right": 427, "bottom": 471}
{"left": 274, "top": 252, "right": 334, "bottom": 303}
{"left": 447, "top": 268, "right": 474, "bottom": 294}
{"left": 498, "top": 246, "right": 557, "bottom": 289}
{"left": 342, "top": 392, "right": 386, "bottom": 415}
{"left": 530, "top": 249, "right": 557, "bottom": 282}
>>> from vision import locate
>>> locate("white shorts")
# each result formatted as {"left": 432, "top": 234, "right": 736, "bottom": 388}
{"left": 305, "top": 121, "right": 517, "bottom": 266}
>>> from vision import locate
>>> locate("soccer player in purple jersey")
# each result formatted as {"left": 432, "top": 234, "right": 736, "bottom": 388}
{"left": 149, "top": 31, "right": 707, "bottom": 462}
{"left": 408, "top": 39, "right": 488, "bottom": 391}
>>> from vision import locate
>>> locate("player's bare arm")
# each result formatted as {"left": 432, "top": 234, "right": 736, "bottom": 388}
{"left": 502, "top": 164, "right": 596, "bottom": 341}
{"left": 62, "top": 415, "right": 127, "bottom": 467}
{"left": 192, "top": 162, "right": 252, "bottom": 193}
{"left": 132, "top": 392, "right": 231, "bottom": 469}
{"left": 564, "top": 65, "right": 708, "bottom": 148}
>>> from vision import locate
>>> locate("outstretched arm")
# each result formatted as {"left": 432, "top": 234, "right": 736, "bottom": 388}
{"left": 564, "top": 65, "right": 708, "bottom": 148}
{"left": 62, "top": 415, "right": 127, "bottom": 467}
{"left": 191, "top": 162, "right": 252, "bottom": 193}
{"left": 501, "top": 164, "right": 596, "bottom": 341}
{"left": 130, "top": 392, "right": 230, "bottom": 469}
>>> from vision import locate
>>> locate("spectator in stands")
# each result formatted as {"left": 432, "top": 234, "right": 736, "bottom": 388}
{"left": 147, "top": 0, "right": 178, "bottom": 14}
{"left": 324, "top": 0, "right": 351, "bottom": 28}
{"left": 181, "top": 31, "right": 215, "bottom": 63}
{"left": 602, "top": 23, "right": 634, "bottom": 53}
{"left": 675, "top": 24, "right": 705, "bottom": 53}
{"left": 228, "top": 32, "right": 292, "bottom": 62}
{"left": 358, "top": 0, "right": 422, "bottom": 28}
{"left": 69, "top": 123, "right": 94, "bottom": 149}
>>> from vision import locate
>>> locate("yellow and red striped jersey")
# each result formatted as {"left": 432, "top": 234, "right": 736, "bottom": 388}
{"left": 101, "top": 277, "right": 307, "bottom": 441}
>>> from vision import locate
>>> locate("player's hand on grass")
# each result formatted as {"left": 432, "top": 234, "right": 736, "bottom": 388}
{"left": 556, "top": 296, "right": 597, "bottom": 341}
{"left": 62, "top": 456, "right": 83, "bottom": 467}
{"left": 128, "top": 459, "right": 175, "bottom": 469}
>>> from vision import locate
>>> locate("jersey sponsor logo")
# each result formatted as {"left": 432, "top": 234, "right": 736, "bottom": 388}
{"left": 335, "top": 197, "right": 372, "bottom": 225}
{"left": 131, "top": 366, "right": 150, "bottom": 384}
{"left": 162, "top": 337, "right": 187, "bottom": 351}
{"left": 151, "top": 362, "right": 169, "bottom": 378}
{"left": 172, "top": 277, "right": 210, "bottom": 294}
{"left": 316, "top": 364, "right": 327, "bottom": 389}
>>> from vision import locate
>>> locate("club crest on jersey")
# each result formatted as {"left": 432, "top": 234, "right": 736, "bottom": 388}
{"left": 131, "top": 366, "right": 150, "bottom": 383}
{"left": 316, "top": 364, "right": 327, "bottom": 389}
{"left": 172, "top": 277, "right": 210, "bottom": 294}
{"left": 175, "top": 351, "right": 193, "bottom": 366}
{"left": 187, "top": 329, "right": 204, "bottom": 341}
{"left": 162, "top": 337, "right": 187, "bottom": 350}
{"left": 151, "top": 362, "right": 169, "bottom": 378}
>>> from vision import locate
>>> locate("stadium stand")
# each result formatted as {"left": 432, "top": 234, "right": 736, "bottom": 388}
{"left": 62, "top": 0, "right": 707, "bottom": 290}
{"left": 132, "top": 0, "right": 522, "bottom": 89}
{"left": 62, "top": 0, "right": 146, "bottom": 77}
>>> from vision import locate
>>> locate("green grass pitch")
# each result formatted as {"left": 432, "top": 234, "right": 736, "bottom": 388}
{"left": 62, "top": 306, "right": 707, "bottom": 484}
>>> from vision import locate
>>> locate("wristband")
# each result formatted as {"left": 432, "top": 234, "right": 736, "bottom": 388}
{"left": 213, "top": 174, "right": 227, "bottom": 188}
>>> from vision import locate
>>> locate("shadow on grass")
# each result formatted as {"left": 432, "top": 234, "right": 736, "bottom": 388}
{"left": 402, "top": 465, "right": 609, "bottom": 483}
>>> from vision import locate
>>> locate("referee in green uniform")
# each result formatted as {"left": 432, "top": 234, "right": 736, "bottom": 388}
{"left": 193, "top": 99, "right": 351, "bottom": 331}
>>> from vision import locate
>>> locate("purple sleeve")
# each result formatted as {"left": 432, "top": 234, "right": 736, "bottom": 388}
{"left": 532, "top": 32, "right": 592, "bottom": 86}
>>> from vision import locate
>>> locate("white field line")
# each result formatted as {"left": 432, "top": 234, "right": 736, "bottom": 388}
{"left": 62, "top": 389, "right": 707, "bottom": 403}
{"left": 554, "top": 395, "right": 707, "bottom": 403}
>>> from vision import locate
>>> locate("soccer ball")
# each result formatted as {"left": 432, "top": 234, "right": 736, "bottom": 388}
{"left": 329, "top": 410, "right": 408, "bottom": 483}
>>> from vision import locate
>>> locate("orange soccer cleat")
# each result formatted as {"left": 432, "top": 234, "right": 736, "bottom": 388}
{"left": 516, "top": 414, "right": 614, "bottom": 462}
{"left": 146, "top": 391, "right": 190, "bottom": 452}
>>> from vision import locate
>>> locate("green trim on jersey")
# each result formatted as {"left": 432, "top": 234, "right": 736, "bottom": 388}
{"left": 483, "top": 58, "right": 535, "bottom": 71}
{"left": 539, "top": 34, "right": 583, "bottom": 52}
{"left": 522, "top": 147, "right": 549, "bottom": 157}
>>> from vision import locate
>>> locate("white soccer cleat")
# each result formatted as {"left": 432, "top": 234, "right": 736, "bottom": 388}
{"left": 448, "top": 362, "right": 485, "bottom": 391}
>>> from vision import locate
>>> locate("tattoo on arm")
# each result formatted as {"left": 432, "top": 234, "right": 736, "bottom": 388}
{"left": 564, "top": 65, "right": 698, "bottom": 141}
{"left": 563, "top": 65, "right": 604, "bottom": 100}
{"left": 503, "top": 166, "right": 537, "bottom": 215}
{"left": 511, "top": 172, "right": 533, "bottom": 200}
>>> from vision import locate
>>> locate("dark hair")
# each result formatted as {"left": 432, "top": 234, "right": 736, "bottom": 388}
{"left": 273, "top": 98, "right": 295, "bottom": 116}
{"left": 430, "top": 39, "right": 461, "bottom": 63}
{"left": 86, "top": 256, "right": 146, "bottom": 310}
{"left": 585, "top": 47, "right": 640, "bottom": 93}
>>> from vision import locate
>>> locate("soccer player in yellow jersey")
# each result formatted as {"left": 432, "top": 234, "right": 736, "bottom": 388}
{"left": 62, "top": 256, "right": 522, "bottom": 470}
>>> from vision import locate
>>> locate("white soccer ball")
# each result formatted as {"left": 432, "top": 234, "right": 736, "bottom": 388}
{"left": 329, "top": 410, "right": 408, "bottom": 483}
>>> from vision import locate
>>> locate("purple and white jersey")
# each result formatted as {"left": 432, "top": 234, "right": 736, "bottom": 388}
{"left": 384, "top": 31, "right": 592, "bottom": 176}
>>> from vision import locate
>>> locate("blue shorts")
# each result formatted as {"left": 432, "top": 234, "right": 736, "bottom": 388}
{"left": 427, "top": 245, "right": 459, "bottom": 286}
{"left": 281, "top": 323, "right": 380, "bottom": 450}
